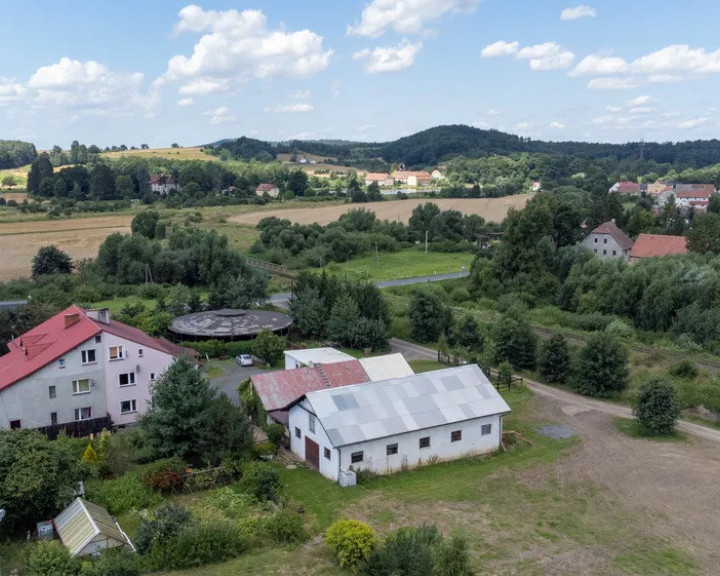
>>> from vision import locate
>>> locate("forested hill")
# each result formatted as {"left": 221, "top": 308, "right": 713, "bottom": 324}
{"left": 211, "top": 125, "right": 720, "bottom": 171}
{"left": 0, "top": 140, "right": 37, "bottom": 169}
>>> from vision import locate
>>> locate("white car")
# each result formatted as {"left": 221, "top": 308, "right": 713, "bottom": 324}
{"left": 236, "top": 354, "right": 254, "bottom": 367}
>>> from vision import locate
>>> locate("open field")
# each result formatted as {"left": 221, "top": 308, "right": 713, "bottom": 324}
{"left": 0, "top": 192, "right": 28, "bottom": 203}
{"left": 101, "top": 146, "right": 215, "bottom": 161}
{"left": 0, "top": 165, "right": 30, "bottom": 188}
{"left": 229, "top": 196, "right": 533, "bottom": 226}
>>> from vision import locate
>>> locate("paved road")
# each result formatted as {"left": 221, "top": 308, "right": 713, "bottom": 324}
{"left": 390, "top": 338, "right": 720, "bottom": 444}
{"left": 269, "top": 270, "right": 470, "bottom": 308}
{"left": 205, "top": 360, "right": 265, "bottom": 401}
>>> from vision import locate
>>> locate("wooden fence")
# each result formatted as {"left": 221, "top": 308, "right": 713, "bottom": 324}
{"left": 246, "top": 257, "right": 297, "bottom": 279}
{"left": 437, "top": 351, "right": 523, "bottom": 390}
{"left": 37, "top": 415, "right": 112, "bottom": 440}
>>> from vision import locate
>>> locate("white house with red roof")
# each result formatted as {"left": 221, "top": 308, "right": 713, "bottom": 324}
{"left": 255, "top": 183, "right": 280, "bottom": 198}
{"left": 0, "top": 306, "right": 192, "bottom": 435}
{"left": 580, "top": 220, "right": 634, "bottom": 261}
{"left": 149, "top": 174, "right": 181, "bottom": 196}
{"left": 364, "top": 173, "right": 394, "bottom": 187}
{"left": 609, "top": 181, "right": 641, "bottom": 195}
{"left": 674, "top": 184, "right": 715, "bottom": 211}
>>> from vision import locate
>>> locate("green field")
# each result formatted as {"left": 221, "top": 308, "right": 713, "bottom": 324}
{"left": 324, "top": 249, "right": 474, "bottom": 282}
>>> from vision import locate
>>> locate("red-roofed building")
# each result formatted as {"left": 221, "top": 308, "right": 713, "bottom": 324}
{"left": 609, "top": 181, "right": 641, "bottom": 195}
{"left": 255, "top": 183, "right": 280, "bottom": 198}
{"left": 149, "top": 173, "right": 181, "bottom": 196}
{"left": 674, "top": 186, "right": 715, "bottom": 211}
{"left": 392, "top": 171, "right": 433, "bottom": 187}
{"left": 0, "top": 306, "right": 195, "bottom": 436}
{"left": 630, "top": 234, "right": 688, "bottom": 262}
{"left": 580, "top": 220, "right": 634, "bottom": 261}
{"left": 364, "top": 173, "right": 394, "bottom": 187}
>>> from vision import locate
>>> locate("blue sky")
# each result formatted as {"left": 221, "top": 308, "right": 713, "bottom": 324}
{"left": 2, "top": 0, "right": 720, "bottom": 149}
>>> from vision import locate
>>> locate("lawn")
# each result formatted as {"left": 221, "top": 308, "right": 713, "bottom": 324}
{"left": 613, "top": 417, "right": 688, "bottom": 443}
{"left": 408, "top": 359, "right": 446, "bottom": 373}
{"left": 324, "top": 248, "right": 473, "bottom": 282}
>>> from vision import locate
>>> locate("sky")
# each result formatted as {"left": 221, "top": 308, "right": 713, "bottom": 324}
{"left": 2, "top": 0, "right": 720, "bottom": 149}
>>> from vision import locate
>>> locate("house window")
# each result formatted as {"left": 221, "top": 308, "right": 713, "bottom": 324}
{"left": 108, "top": 345, "right": 124, "bottom": 360}
{"left": 120, "top": 400, "right": 137, "bottom": 414}
{"left": 72, "top": 379, "right": 90, "bottom": 395}
{"left": 309, "top": 414, "right": 316, "bottom": 433}
{"left": 295, "top": 427, "right": 301, "bottom": 439}
{"left": 481, "top": 424, "right": 492, "bottom": 436}
{"left": 451, "top": 430, "right": 462, "bottom": 442}
{"left": 351, "top": 451, "right": 364, "bottom": 464}
{"left": 150, "top": 373, "right": 156, "bottom": 381}
{"left": 612, "top": 250, "right": 617, "bottom": 256}
{"left": 50, "top": 412, "right": 58, "bottom": 426}
{"left": 58, "top": 358, "right": 65, "bottom": 369}
{"left": 593, "top": 249, "right": 597, "bottom": 254}
{"left": 74, "top": 407, "right": 92, "bottom": 421}
{"left": 419, "top": 436, "right": 430, "bottom": 449}
{"left": 49, "top": 385, "right": 56, "bottom": 399}
{"left": 119, "top": 373, "right": 136, "bottom": 387}
{"left": 386, "top": 443, "right": 398, "bottom": 455}
{"left": 95, "top": 335, "right": 102, "bottom": 343}
{"left": 594, "top": 238, "right": 597, "bottom": 243}
{"left": 603, "top": 250, "right": 607, "bottom": 255}
{"left": 324, "top": 447, "right": 331, "bottom": 460}
{"left": 603, "top": 238, "right": 607, "bottom": 244}
{"left": 81, "top": 349, "right": 96, "bottom": 364}
{"left": 138, "top": 348, "right": 144, "bottom": 358}
{"left": 9, "top": 420, "right": 21, "bottom": 429}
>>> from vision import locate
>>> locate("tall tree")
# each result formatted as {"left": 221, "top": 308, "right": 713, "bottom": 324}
{"left": 89, "top": 163, "right": 117, "bottom": 200}
{"left": 26, "top": 152, "right": 53, "bottom": 194}
{"left": 409, "top": 291, "right": 452, "bottom": 343}
{"left": 538, "top": 334, "right": 571, "bottom": 383}
{"left": 31, "top": 245, "right": 73, "bottom": 277}
{"left": 575, "top": 333, "right": 629, "bottom": 398}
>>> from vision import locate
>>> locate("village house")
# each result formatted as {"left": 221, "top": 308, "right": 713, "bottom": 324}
{"left": 364, "top": 172, "right": 395, "bottom": 187}
{"left": 674, "top": 184, "right": 715, "bottom": 211}
{"left": 392, "top": 170, "right": 433, "bottom": 187}
{"left": 0, "top": 306, "right": 192, "bottom": 435}
{"left": 629, "top": 234, "right": 688, "bottom": 262}
{"left": 431, "top": 169, "right": 445, "bottom": 180}
{"left": 581, "top": 220, "right": 634, "bottom": 261}
{"left": 287, "top": 364, "right": 511, "bottom": 483}
{"left": 531, "top": 181, "right": 542, "bottom": 192}
{"left": 255, "top": 183, "right": 280, "bottom": 198}
{"left": 149, "top": 174, "right": 181, "bottom": 196}
{"left": 609, "top": 181, "right": 641, "bottom": 195}
{"left": 645, "top": 181, "right": 673, "bottom": 197}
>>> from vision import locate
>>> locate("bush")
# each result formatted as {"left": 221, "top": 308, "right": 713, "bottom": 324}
{"left": 325, "top": 519, "right": 376, "bottom": 573}
{"left": 266, "top": 423, "right": 286, "bottom": 447}
{"left": 85, "top": 471, "right": 162, "bottom": 515}
{"left": 253, "top": 442, "right": 277, "bottom": 458}
{"left": 497, "top": 362, "right": 512, "bottom": 387}
{"left": 263, "top": 509, "right": 307, "bottom": 544}
{"left": 633, "top": 378, "right": 682, "bottom": 435}
{"left": 670, "top": 360, "right": 699, "bottom": 380}
{"left": 240, "top": 462, "right": 281, "bottom": 502}
{"left": 361, "top": 525, "right": 440, "bottom": 576}
{"left": 141, "top": 457, "right": 187, "bottom": 493}
{"left": 574, "top": 333, "right": 629, "bottom": 398}
{"left": 79, "top": 549, "right": 140, "bottom": 576}
{"left": 27, "top": 541, "right": 79, "bottom": 576}
{"left": 538, "top": 334, "right": 571, "bottom": 384}
{"left": 135, "top": 502, "right": 193, "bottom": 555}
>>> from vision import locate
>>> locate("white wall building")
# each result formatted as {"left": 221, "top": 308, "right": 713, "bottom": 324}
{"left": 284, "top": 347, "right": 354, "bottom": 370}
{"left": 288, "top": 364, "right": 511, "bottom": 482}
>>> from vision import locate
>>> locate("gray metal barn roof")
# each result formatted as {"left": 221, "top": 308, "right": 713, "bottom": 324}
{"left": 303, "top": 364, "right": 511, "bottom": 448}
{"left": 54, "top": 498, "right": 130, "bottom": 557}
{"left": 169, "top": 309, "right": 292, "bottom": 338}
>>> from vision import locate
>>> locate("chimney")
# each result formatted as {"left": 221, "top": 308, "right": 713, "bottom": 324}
{"left": 64, "top": 313, "right": 80, "bottom": 329}
{"left": 85, "top": 308, "right": 110, "bottom": 324}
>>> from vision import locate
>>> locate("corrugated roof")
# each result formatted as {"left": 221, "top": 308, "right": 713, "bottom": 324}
{"left": 630, "top": 234, "right": 688, "bottom": 259}
{"left": 359, "top": 353, "right": 414, "bottom": 382}
{"left": 588, "top": 221, "right": 634, "bottom": 251}
{"left": 675, "top": 183, "right": 715, "bottom": 196}
{"left": 252, "top": 359, "right": 370, "bottom": 412}
{"left": 284, "top": 348, "right": 354, "bottom": 366}
{"left": 54, "top": 498, "right": 129, "bottom": 557}
{"left": 304, "top": 364, "right": 511, "bottom": 448}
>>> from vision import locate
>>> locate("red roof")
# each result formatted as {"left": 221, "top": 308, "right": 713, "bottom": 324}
{"left": 588, "top": 220, "right": 634, "bottom": 251}
{"left": 150, "top": 174, "right": 177, "bottom": 184}
{"left": 256, "top": 183, "right": 278, "bottom": 192}
{"left": 0, "top": 306, "right": 192, "bottom": 391}
{"left": 630, "top": 234, "right": 688, "bottom": 259}
{"left": 251, "top": 360, "right": 370, "bottom": 412}
{"left": 365, "top": 173, "right": 390, "bottom": 181}
{"left": 676, "top": 190, "right": 712, "bottom": 199}
{"left": 614, "top": 181, "right": 640, "bottom": 192}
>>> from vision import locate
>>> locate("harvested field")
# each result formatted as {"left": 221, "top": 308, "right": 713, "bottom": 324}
{"left": 229, "top": 195, "right": 533, "bottom": 226}
{"left": 0, "top": 215, "right": 131, "bottom": 280}
{"left": 101, "top": 146, "right": 214, "bottom": 161}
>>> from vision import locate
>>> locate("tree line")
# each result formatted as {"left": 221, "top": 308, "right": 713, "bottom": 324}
{"left": 0, "top": 139, "right": 37, "bottom": 168}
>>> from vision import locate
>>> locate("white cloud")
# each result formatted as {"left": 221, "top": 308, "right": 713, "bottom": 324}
{"left": 481, "top": 41, "right": 518, "bottom": 58}
{"left": 164, "top": 5, "right": 332, "bottom": 95}
{"left": 587, "top": 77, "right": 639, "bottom": 90}
{"left": 292, "top": 89, "right": 311, "bottom": 99}
{"left": 591, "top": 115, "right": 613, "bottom": 125}
{"left": 560, "top": 4, "right": 597, "bottom": 21}
{"left": 516, "top": 42, "right": 574, "bottom": 70}
{"left": 606, "top": 105, "right": 622, "bottom": 112}
{"left": 203, "top": 105, "right": 235, "bottom": 125}
{"left": 177, "top": 97, "right": 194, "bottom": 106}
{"left": 267, "top": 102, "right": 314, "bottom": 113}
{"left": 569, "top": 54, "right": 627, "bottom": 76}
{"left": 353, "top": 40, "right": 423, "bottom": 73}
{"left": 0, "top": 78, "right": 25, "bottom": 104}
{"left": 625, "top": 94, "right": 652, "bottom": 106}
{"left": 348, "top": 0, "right": 480, "bottom": 37}
{"left": 472, "top": 121, "right": 488, "bottom": 128}
{"left": 678, "top": 117, "right": 711, "bottom": 129}
{"left": 487, "top": 108, "right": 500, "bottom": 116}
{"left": 549, "top": 121, "right": 565, "bottom": 129}
{"left": 516, "top": 122, "right": 533, "bottom": 131}
{"left": 629, "top": 106, "right": 653, "bottom": 114}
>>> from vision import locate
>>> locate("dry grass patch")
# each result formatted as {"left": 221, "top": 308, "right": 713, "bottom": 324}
{"left": 101, "top": 147, "right": 215, "bottom": 161}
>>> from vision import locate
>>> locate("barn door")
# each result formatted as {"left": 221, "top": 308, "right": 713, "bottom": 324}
{"left": 305, "top": 437, "right": 320, "bottom": 469}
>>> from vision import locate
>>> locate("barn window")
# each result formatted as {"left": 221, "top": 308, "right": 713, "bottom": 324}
{"left": 604, "top": 238, "right": 607, "bottom": 244}
{"left": 451, "top": 430, "right": 462, "bottom": 442}
{"left": 50, "top": 412, "right": 58, "bottom": 426}
{"left": 351, "top": 451, "right": 364, "bottom": 463}
{"left": 613, "top": 250, "right": 617, "bottom": 256}
{"left": 594, "top": 238, "right": 597, "bottom": 243}
{"left": 603, "top": 250, "right": 607, "bottom": 255}
{"left": 419, "top": 436, "right": 430, "bottom": 449}
{"left": 324, "top": 447, "right": 331, "bottom": 460}
{"left": 295, "top": 427, "right": 301, "bottom": 439}
{"left": 481, "top": 424, "right": 492, "bottom": 436}
{"left": 386, "top": 443, "right": 398, "bottom": 455}
{"left": 49, "top": 385, "right": 56, "bottom": 399}
{"left": 309, "top": 414, "right": 316, "bottom": 433}
{"left": 9, "top": 420, "right": 21, "bottom": 429}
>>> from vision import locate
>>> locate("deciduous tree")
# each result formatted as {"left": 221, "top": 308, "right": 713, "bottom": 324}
{"left": 32, "top": 245, "right": 73, "bottom": 277}
{"left": 575, "top": 333, "right": 629, "bottom": 397}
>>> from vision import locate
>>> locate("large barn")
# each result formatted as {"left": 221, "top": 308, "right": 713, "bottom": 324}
{"left": 287, "top": 364, "right": 510, "bottom": 483}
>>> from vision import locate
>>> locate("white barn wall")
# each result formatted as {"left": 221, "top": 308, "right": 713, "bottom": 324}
{"left": 289, "top": 402, "right": 339, "bottom": 481}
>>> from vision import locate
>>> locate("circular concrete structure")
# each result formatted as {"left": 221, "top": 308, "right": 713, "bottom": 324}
{"left": 169, "top": 309, "right": 292, "bottom": 340}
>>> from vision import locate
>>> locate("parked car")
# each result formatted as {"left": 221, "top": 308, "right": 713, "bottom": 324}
{"left": 236, "top": 354, "right": 254, "bottom": 367}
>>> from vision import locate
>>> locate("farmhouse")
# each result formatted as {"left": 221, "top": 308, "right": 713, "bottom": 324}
{"left": 392, "top": 170, "right": 433, "bottom": 187}
{"left": 149, "top": 174, "right": 181, "bottom": 196}
{"left": 645, "top": 182, "right": 673, "bottom": 197}
{"left": 256, "top": 183, "right": 280, "bottom": 198}
{"left": 0, "top": 306, "right": 192, "bottom": 436}
{"left": 54, "top": 498, "right": 133, "bottom": 557}
{"left": 630, "top": 233, "right": 688, "bottom": 262}
{"left": 581, "top": 220, "right": 633, "bottom": 261}
{"left": 609, "top": 181, "right": 641, "bottom": 195}
{"left": 288, "top": 364, "right": 511, "bottom": 482}
{"left": 364, "top": 172, "right": 394, "bottom": 187}
{"left": 674, "top": 186, "right": 714, "bottom": 211}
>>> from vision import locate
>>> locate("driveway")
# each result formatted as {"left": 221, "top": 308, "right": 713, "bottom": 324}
{"left": 204, "top": 359, "right": 266, "bottom": 403}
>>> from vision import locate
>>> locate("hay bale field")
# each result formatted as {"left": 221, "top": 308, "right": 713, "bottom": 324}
{"left": 229, "top": 195, "right": 533, "bottom": 226}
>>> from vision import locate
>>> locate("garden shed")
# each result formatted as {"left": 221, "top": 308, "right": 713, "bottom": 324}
{"left": 54, "top": 498, "right": 133, "bottom": 557}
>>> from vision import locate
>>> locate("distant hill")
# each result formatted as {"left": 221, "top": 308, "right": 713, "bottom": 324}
{"left": 210, "top": 124, "right": 720, "bottom": 170}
